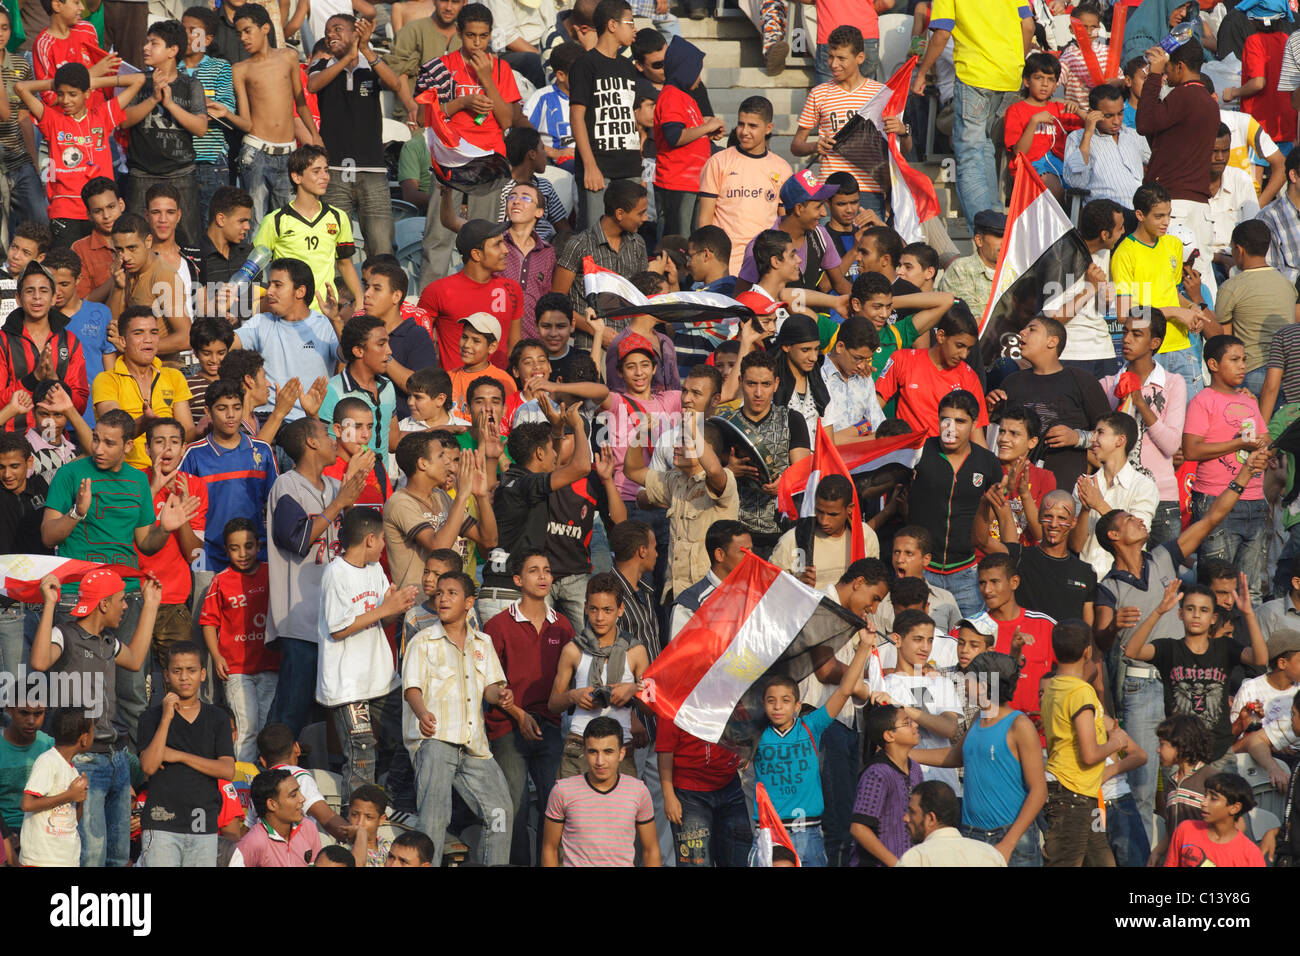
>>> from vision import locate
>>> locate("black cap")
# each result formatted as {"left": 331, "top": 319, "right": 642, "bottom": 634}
{"left": 455, "top": 219, "right": 510, "bottom": 261}
{"left": 773, "top": 312, "right": 820, "bottom": 346}
{"left": 972, "top": 210, "right": 1007, "bottom": 237}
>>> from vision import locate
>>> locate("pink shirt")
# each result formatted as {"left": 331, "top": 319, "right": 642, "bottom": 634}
{"left": 1099, "top": 362, "right": 1186, "bottom": 501}
{"left": 544, "top": 772, "right": 654, "bottom": 867}
{"left": 1183, "top": 386, "right": 1265, "bottom": 499}
{"left": 600, "top": 389, "right": 682, "bottom": 501}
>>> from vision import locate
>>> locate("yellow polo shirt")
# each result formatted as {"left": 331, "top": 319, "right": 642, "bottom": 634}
{"left": 929, "top": 0, "right": 1032, "bottom": 93}
{"left": 1110, "top": 233, "right": 1189, "bottom": 353}
{"left": 92, "top": 357, "right": 193, "bottom": 468}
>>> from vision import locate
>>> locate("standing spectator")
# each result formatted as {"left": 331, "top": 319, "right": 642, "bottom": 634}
{"left": 104, "top": 216, "right": 190, "bottom": 362}
{"left": 179, "top": 7, "right": 236, "bottom": 227}
{"left": 497, "top": 181, "right": 557, "bottom": 343}
{"left": 1213, "top": 221, "right": 1296, "bottom": 400}
{"left": 318, "top": 315, "right": 396, "bottom": 461}
{"left": 762, "top": 0, "right": 885, "bottom": 83}
{"left": 308, "top": 13, "right": 404, "bottom": 257}
{"left": 72, "top": 179, "right": 124, "bottom": 305}
{"left": 264, "top": 417, "right": 368, "bottom": 737}
{"left": 652, "top": 37, "right": 721, "bottom": 238}
{"left": 973, "top": 553, "right": 1059, "bottom": 725}
{"left": 697, "top": 96, "right": 791, "bottom": 277}
{"left": 656, "top": 708, "right": 749, "bottom": 867}
{"left": 493, "top": 128, "right": 569, "bottom": 245}
{"left": 1136, "top": 40, "right": 1220, "bottom": 271}
{"left": 525, "top": 41, "right": 580, "bottom": 162}
{"left": 0, "top": 7, "right": 41, "bottom": 236}
{"left": 384, "top": 0, "right": 462, "bottom": 112}
{"left": 0, "top": 263, "right": 89, "bottom": 432}
{"left": 1206, "top": 127, "right": 1260, "bottom": 288}
{"left": 0, "top": 700, "right": 52, "bottom": 853}
{"left": 18, "top": 711, "right": 91, "bottom": 868}
{"left": 1070, "top": 412, "right": 1159, "bottom": 579}
{"left": 911, "top": 0, "right": 1034, "bottom": 234}
{"left": 360, "top": 260, "right": 440, "bottom": 421}
{"left": 1225, "top": 20, "right": 1295, "bottom": 155}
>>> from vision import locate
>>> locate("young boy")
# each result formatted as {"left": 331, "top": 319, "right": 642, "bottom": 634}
{"left": 1111, "top": 182, "right": 1219, "bottom": 400}
{"left": 119, "top": 19, "right": 208, "bottom": 251}
{"left": 1147, "top": 712, "right": 1214, "bottom": 865}
{"left": 850, "top": 703, "right": 925, "bottom": 867}
{"left": 897, "top": 243, "right": 938, "bottom": 293}
{"left": 524, "top": 40, "right": 580, "bottom": 164}
{"left": 1040, "top": 619, "right": 1130, "bottom": 866}
{"left": 872, "top": 305, "right": 985, "bottom": 442}
{"left": 320, "top": 507, "right": 418, "bottom": 801}
{"left": 1164, "top": 773, "right": 1265, "bottom": 867}
{"left": 323, "top": 398, "right": 391, "bottom": 507}
{"left": 19, "top": 710, "right": 91, "bottom": 867}
{"left": 751, "top": 637, "right": 873, "bottom": 867}
{"left": 33, "top": 0, "right": 108, "bottom": 89}
{"left": 448, "top": 313, "right": 517, "bottom": 416}
{"left": 542, "top": 716, "right": 661, "bottom": 867}
{"left": 0, "top": 700, "right": 51, "bottom": 856}
{"left": 651, "top": 36, "right": 722, "bottom": 239}
{"left": 137, "top": 642, "right": 236, "bottom": 867}
{"left": 874, "top": 525, "right": 961, "bottom": 634}
{"left": 821, "top": 172, "right": 862, "bottom": 264}
{"left": 1127, "top": 577, "right": 1268, "bottom": 768}
{"left": 179, "top": 379, "right": 279, "bottom": 571}
{"left": 179, "top": 6, "right": 237, "bottom": 227}
{"left": 219, "top": 3, "right": 321, "bottom": 222}
{"left": 1069, "top": 411, "right": 1160, "bottom": 579}
{"left": 346, "top": 783, "right": 392, "bottom": 867}
{"left": 186, "top": 317, "right": 234, "bottom": 434}
{"left": 402, "top": 549, "right": 474, "bottom": 656}
{"left": 402, "top": 570, "right": 514, "bottom": 865}
{"left": 973, "top": 553, "right": 1059, "bottom": 727}
{"left": 1182, "top": 334, "right": 1270, "bottom": 603}
{"left": 0, "top": 221, "right": 51, "bottom": 322}
{"left": 72, "top": 178, "right": 124, "bottom": 303}
{"left": 317, "top": 316, "right": 396, "bottom": 461}
{"left": 251, "top": 144, "right": 359, "bottom": 309}
{"left": 1232, "top": 630, "right": 1300, "bottom": 740}
{"left": 394, "top": 367, "right": 470, "bottom": 450}
{"left": 201, "top": 517, "right": 279, "bottom": 764}
{"left": 1003, "top": 51, "right": 1086, "bottom": 202}
{"left": 44, "top": 247, "right": 115, "bottom": 389}
{"left": 17, "top": 65, "right": 144, "bottom": 248}
{"left": 534, "top": 293, "right": 583, "bottom": 384}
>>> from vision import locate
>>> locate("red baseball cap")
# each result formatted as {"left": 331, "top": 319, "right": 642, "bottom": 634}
{"left": 617, "top": 333, "right": 659, "bottom": 365}
{"left": 69, "top": 568, "right": 126, "bottom": 618}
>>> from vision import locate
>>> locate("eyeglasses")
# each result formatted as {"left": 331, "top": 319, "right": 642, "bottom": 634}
{"left": 892, "top": 716, "right": 918, "bottom": 730}
{"left": 507, "top": 193, "right": 537, "bottom": 204}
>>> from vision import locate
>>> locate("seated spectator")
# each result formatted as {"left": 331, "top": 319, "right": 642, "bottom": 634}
{"left": 937, "top": 210, "right": 1004, "bottom": 322}
{"left": 1164, "top": 773, "right": 1265, "bottom": 867}
{"left": 1063, "top": 84, "right": 1148, "bottom": 211}
{"left": 318, "top": 316, "right": 397, "bottom": 463}
{"left": 229, "top": 768, "right": 322, "bottom": 867}
{"left": 1206, "top": 126, "right": 1261, "bottom": 287}
{"left": 1004, "top": 51, "right": 1085, "bottom": 202}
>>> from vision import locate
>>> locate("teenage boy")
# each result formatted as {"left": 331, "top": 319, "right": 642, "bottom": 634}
{"left": 534, "top": 293, "right": 583, "bottom": 382}
{"left": 771, "top": 474, "right": 879, "bottom": 589}
{"left": 525, "top": 40, "right": 579, "bottom": 162}
{"left": 1112, "top": 182, "right": 1220, "bottom": 400}
{"left": 986, "top": 316, "right": 1111, "bottom": 492}
{"left": 1091, "top": 445, "right": 1269, "bottom": 843}
{"left": 229, "top": 767, "right": 323, "bottom": 867}
{"left": 568, "top": 0, "right": 639, "bottom": 228}
{"left": 251, "top": 145, "right": 361, "bottom": 310}
{"left": 849, "top": 271, "right": 954, "bottom": 382}
{"left": 1070, "top": 411, "right": 1160, "bottom": 579}
{"left": 483, "top": 549, "right": 572, "bottom": 866}
{"left": 1164, "top": 772, "right": 1265, "bottom": 867}
{"left": 185, "top": 317, "right": 233, "bottom": 429}
{"left": 179, "top": 379, "right": 279, "bottom": 570}
{"left": 698, "top": 95, "right": 792, "bottom": 276}
{"left": 403, "top": 570, "right": 514, "bottom": 865}
{"left": 71, "top": 179, "right": 125, "bottom": 304}
{"left": 1182, "top": 334, "right": 1271, "bottom": 604}
{"left": 909, "top": 390, "right": 1002, "bottom": 617}
{"left": 197, "top": 186, "right": 254, "bottom": 300}
{"left": 0, "top": 222, "right": 51, "bottom": 325}
{"left": 253, "top": 722, "right": 354, "bottom": 842}
{"left": 542, "top": 716, "right": 661, "bottom": 867}
{"left": 33, "top": 0, "right": 107, "bottom": 86}
{"left": 29, "top": 569, "right": 163, "bottom": 867}
{"left": 104, "top": 216, "right": 190, "bottom": 361}
{"left": 898, "top": 243, "right": 938, "bottom": 293}
{"left": 361, "top": 260, "right": 439, "bottom": 419}
{"left": 657, "top": 700, "right": 749, "bottom": 868}
{"left": 1098, "top": 307, "right": 1185, "bottom": 547}
{"left": 1127, "top": 575, "right": 1268, "bottom": 770}
{"left": 323, "top": 399, "right": 391, "bottom": 507}
{"left": 1216, "top": 221, "right": 1295, "bottom": 400}
{"left": 820, "top": 315, "right": 885, "bottom": 439}
{"left": 219, "top": 3, "right": 322, "bottom": 222}
{"left": 319, "top": 508, "right": 418, "bottom": 801}
{"left": 0, "top": 262, "right": 90, "bottom": 426}
{"left": 118, "top": 19, "right": 207, "bottom": 249}
{"left": 137, "top": 642, "right": 235, "bottom": 867}
{"left": 265, "top": 417, "right": 369, "bottom": 736}
{"left": 737, "top": 174, "right": 855, "bottom": 300}
{"left": 0, "top": 699, "right": 51, "bottom": 856}
{"left": 973, "top": 553, "right": 1059, "bottom": 725}
{"left": 1040, "top": 619, "right": 1131, "bottom": 866}
{"left": 317, "top": 315, "right": 396, "bottom": 460}
{"left": 670, "top": 225, "right": 735, "bottom": 375}
{"left": 179, "top": 7, "right": 236, "bottom": 227}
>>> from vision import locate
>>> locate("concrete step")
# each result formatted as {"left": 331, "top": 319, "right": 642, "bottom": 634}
{"left": 710, "top": 85, "right": 810, "bottom": 116}
{"left": 702, "top": 64, "right": 815, "bottom": 89}
{"left": 677, "top": 14, "right": 758, "bottom": 39}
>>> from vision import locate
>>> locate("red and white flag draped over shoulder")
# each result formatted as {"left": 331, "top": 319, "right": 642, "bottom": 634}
{"left": 833, "top": 56, "right": 940, "bottom": 244}
{"left": 776, "top": 428, "right": 924, "bottom": 518}
{"left": 774, "top": 421, "right": 868, "bottom": 561}
{"left": 636, "top": 553, "right": 867, "bottom": 752}
{"left": 0, "top": 555, "right": 137, "bottom": 603}
{"left": 753, "top": 782, "right": 800, "bottom": 867}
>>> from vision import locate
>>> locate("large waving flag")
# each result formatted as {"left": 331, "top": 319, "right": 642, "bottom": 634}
{"left": 776, "top": 421, "right": 867, "bottom": 563}
{"left": 637, "top": 552, "right": 869, "bottom": 756}
{"left": 752, "top": 782, "right": 800, "bottom": 867}
{"left": 414, "top": 98, "right": 512, "bottom": 196}
{"left": 0, "top": 555, "right": 139, "bottom": 603}
{"left": 977, "top": 156, "right": 1093, "bottom": 370}
{"left": 582, "top": 257, "right": 756, "bottom": 328}
{"left": 777, "top": 428, "right": 924, "bottom": 517}
{"left": 831, "top": 56, "right": 940, "bottom": 243}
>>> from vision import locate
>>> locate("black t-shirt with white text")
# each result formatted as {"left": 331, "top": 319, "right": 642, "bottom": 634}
{"left": 568, "top": 49, "right": 641, "bottom": 181}
{"left": 138, "top": 700, "right": 233, "bottom": 834}
{"left": 1150, "top": 637, "right": 1244, "bottom": 761}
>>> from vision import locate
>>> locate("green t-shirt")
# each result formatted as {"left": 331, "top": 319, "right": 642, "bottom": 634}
{"left": 397, "top": 135, "right": 431, "bottom": 193}
{"left": 0, "top": 731, "right": 53, "bottom": 829}
{"left": 871, "top": 314, "right": 920, "bottom": 417}
{"left": 46, "top": 457, "right": 155, "bottom": 595}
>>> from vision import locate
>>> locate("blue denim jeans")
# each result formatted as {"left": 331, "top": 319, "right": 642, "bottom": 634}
{"left": 225, "top": 670, "right": 278, "bottom": 764}
{"left": 266, "top": 637, "right": 319, "bottom": 738}
{"left": 237, "top": 142, "right": 294, "bottom": 223}
{"left": 1149, "top": 500, "right": 1183, "bottom": 548}
{"left": 815, "top": 38, "right": 880, "bottom": 86}
{"left": 952, "top": 79, "right": 1019, "bottom": 232}
{"left": 72, "top": 747, "right": 132, "bottom": 867}
{"left": 0, "top": 603, "right": 31, "bottom": 681}
{"left": 411, "top": 737, "right": 513, "bottom": 866}
{"left": 489, "top": 720, "right": 564, "bottom": 866}
{"left": 7, "top": 161, "right": 48, "bottom": 232}
{"left": 1116, "top": 668, "right": 1165, "bottom": 846}
{"left": 1191, "top": 491, "right": 1270, "bottom": 605}
{"left": 752, "top": 820, "right": 826, "bottom": 866}
{"left": 961, "top": 819, "right": 1042, "bottom": 867}
{"left": 1106, "top": 792, "right": 1151, "bottom": 867}
{"left": 1157, "top": 346, "right": 1203, "bottom": 402}
{"left": 550, "top": 573, "right": 589, "bottom": 637}
{"left": 672, "top": 776, "right": 753, "bottom": 867}
{"left": 195, "top": 159, "right": 230, "bottom": 230}
{"left": 1243, "top": 365, "right": 1269, "bottom": 403}
{"left": 330, "top": 685, "right": 404, "bottom": 805}
{"left": 820, "top": 719, "right": 860, "bottom": 867}
{"left": 138, "top": 829, "right": 218, "bottom": 867}
{"left": 926, "top": 565, "right": 984, "bottom": 618}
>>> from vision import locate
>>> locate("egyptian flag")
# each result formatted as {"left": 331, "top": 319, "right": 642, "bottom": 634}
{"left": 414, "top": 98, "right": 512, "bottom": 196}
{"left": 977, "top": 156, "right": 1093, "bottom": 370}
{"left": 831, "top": 57, "right": 940, "bottom": 243}
{"left": 0, "top": 555, "right": 138, "bottom": 603}
{"left": 777, "top": 428, "right": 924, "bottom": 517}
{"left": 752, "top": 782, "right": 800, "bottom": 867}
{"left": 581, "top": 257, "right": 756, "bottom": 329}
{"left": 776, "top": 421, "right": 868, "bottom": 562}
{"left": 637, "top": 552, "right": 869, "bottom": 756}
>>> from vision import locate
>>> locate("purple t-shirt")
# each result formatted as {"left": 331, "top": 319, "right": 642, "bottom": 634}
{"left": 850, "top": 753, "right": 923, "bottom": 867}
{"left": 737, "top": 221, "right": 842, "bottom": 284}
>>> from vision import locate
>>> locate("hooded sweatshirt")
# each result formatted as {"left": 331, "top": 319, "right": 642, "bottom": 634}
{"left": 653, "top": 37, "right": 713, "bottom": 192}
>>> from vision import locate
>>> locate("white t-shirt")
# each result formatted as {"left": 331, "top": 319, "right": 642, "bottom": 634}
{"left": 1264, "top": 713, "right": 1300, "bottom": 755}
{"left": 317, "top": 556, "right": 400, "bottom": 707}
{"left": 880, "top": 669, "right": 962, "bottom": 792}
{"left": 1048, "top": 247, "right": 1116, "bottom": 363}
{"left": 1231, "top": 674, "right": 1298, "bottom": 725}
{"left": 1101, "top": 753, "right": 1132, "bottom": 802}
{"left": 19, "top": 748, "right": 81, "bottom": 867}
{"left": 876, "top": 629, "right": 958, "bottom": 672}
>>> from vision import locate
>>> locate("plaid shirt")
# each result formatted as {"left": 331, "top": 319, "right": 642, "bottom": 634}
{"left": 1259, "top": 191, "right": 1300, "bottom": 282}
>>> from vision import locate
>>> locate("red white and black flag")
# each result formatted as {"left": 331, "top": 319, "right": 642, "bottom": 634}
{"left": 978, "top": 156, "right": 1093, "bottom": 369}
{"left": 581, "top": 257, "right": 756, "bottom": 328}
{"left": 775, "top": 421, "right": 868, "bottom": 563}
{"left": 776, "top": 428, "right": 924, "bottom": 516}
{"left": 637, "top": 553, "right": 869, "bottom": 757}
{"left": 0, "top": 555, "right": 138, "bottom": 603}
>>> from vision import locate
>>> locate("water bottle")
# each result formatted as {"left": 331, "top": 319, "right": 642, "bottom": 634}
{"left": 1156, "top": 21, "right": 1196, "bottom": 54}
{"left": 1237, "top": 418, "right": 1256, "bottom": 464}
{"left": 231, "top": 245, "right": 273, "bottom": 286}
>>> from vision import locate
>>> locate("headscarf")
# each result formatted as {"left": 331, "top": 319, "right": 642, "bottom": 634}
{"left": 1121, "top": 0, "right": 1198, "bottom": 65}
{"left": 770, "top": 313, "right": 830, "bottom": 414}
